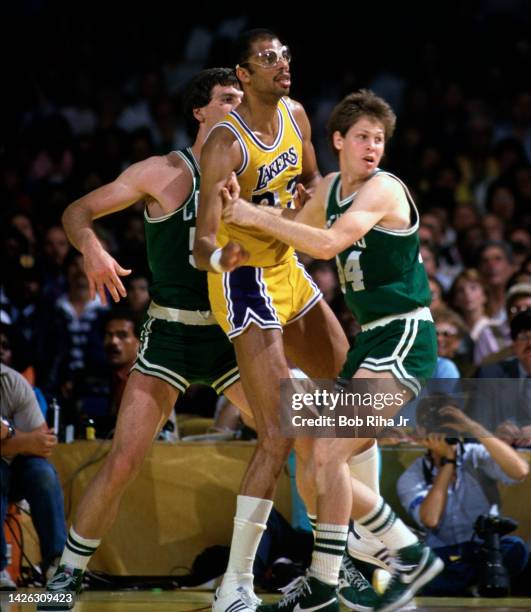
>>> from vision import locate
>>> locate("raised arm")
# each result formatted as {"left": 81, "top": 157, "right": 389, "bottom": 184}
{"left": 63, "top": 155, "right": 190, "bottom": 303}
{"left": 417, "top": 437, "right": 457, "bottom": 529}
{"left": 193, "top": 128, "right": 249, "bottom": 272}
{"left": 438, "top": 406, "right": 529, "bottom": 482}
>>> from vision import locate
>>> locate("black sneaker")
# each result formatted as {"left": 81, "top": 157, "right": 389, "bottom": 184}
{"left": 37, "top": 564, "right": 83, "bottom": 611}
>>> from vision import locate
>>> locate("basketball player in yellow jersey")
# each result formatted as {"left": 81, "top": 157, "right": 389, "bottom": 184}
{"left": 194, "top": 30, "right": 380, "bottom": 612}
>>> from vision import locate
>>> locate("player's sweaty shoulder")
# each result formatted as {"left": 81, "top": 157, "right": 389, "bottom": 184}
{"left": 202, "top": 124, "right": 242, "bottom": 171}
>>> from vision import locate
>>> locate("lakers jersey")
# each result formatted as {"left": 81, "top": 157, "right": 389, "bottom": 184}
{"left": 214, "top": 97, "right": 303, "bottom": 267}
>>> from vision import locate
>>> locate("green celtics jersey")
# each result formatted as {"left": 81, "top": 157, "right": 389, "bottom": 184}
{"left": 326, "top": 170, "right": 431, "bottom": 325}
{"left": 144, "top": 148, "right": 209, "bottom": 311}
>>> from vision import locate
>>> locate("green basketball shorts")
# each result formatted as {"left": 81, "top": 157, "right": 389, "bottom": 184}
{"left": 132, "top": 315, "right": 239, "bottom": 394}
{"left": 339, "top": 316, "right": 437, "bottom": 397}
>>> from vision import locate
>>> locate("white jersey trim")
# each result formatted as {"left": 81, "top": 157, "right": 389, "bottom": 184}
{"left": 144, "top": 149, "right": 196, "bottom": 223}
{"left": 209, "top": 122, "right": 250, "bottom": 175}
{"left": 280, "top": 98, "right": 303, "bottom": 141}
{"left": 229, "top": 107, "right": 284, "bottom": 152}
{"left": 372, "top": 170, "right": 419, "bottom": 236}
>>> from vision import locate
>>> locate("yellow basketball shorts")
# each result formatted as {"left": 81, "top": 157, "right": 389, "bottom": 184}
{"left": 208, "top": 255, "right": 322, "bottom": 340}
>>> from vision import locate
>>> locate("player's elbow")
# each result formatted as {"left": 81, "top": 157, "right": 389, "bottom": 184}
{"left": 62, "top": 199, "right": 90, "bottom": 231}
{"left": 312, "top": 238, "right": 337, "bottom": 260}
{"left": 61, "top": 202, "right": 74, "bottom": 229}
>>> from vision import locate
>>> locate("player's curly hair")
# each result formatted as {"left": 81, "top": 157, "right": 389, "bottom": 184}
{"left": 327, "top": 89, "right": 397, "bottom": 154}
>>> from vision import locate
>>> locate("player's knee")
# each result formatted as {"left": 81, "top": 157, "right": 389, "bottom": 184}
{"left": 310, "top": 443, "right": 342, "bottom": 475}
{"left": 257, "top": 434, "right": 293, "bottom": 464}
{"left": 106, "top": 450, "right": 143, "bottom": 486}
{"left": 294, "top": 439, "right": 312, "bottom": 464}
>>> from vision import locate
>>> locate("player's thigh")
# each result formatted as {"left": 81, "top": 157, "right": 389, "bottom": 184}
{"left": 353, "top": 367, "right": 414, "bottom": 418}
{"left": 284, "top": 299, "right": 349, "bottom": 378}
{"left": 111, "top": 370, "right": 179, "bottom": 456}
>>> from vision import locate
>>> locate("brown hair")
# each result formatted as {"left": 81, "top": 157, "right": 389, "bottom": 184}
{"left": 449, "top": 268, "right": 491, "bottom": 316}
{"left": 327, "top": 89, "right": 397, "bottom": 154}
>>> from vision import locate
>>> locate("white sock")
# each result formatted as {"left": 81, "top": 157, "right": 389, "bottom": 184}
{"left": 349, "top": 441, "right": 380, "bottom": 539}
{"left": 311, "top": 523, "right": 348, "bottom": 586}
{"left": 307, "top": 514, "right": 317, "bottom": 537}
{"left": 348, "top": 440, "right": 380, "bottom": 495}
{"left": 60, "top": 527, "right": 101, "bottom": 572}
{"left": 221, "top": 496, "right": 273, "bottom": 591}
{"left": 357, "top": 498, "right": 417, "bottom": 551}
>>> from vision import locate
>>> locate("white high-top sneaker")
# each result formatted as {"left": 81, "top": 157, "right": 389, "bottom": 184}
{"left": 347, "top": 526, "right": 392, "bottom": 572}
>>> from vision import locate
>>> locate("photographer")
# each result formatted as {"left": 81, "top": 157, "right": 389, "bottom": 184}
{"left": 397, "top": 400, "right": 529, "bottom": 596}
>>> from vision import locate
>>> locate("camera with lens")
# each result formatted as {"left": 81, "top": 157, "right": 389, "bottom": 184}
{"left": 416, "top": 393, "right": 460, "bottom": 445}
{"left": 474, "top": 514, "right": 518, "bottom": 597}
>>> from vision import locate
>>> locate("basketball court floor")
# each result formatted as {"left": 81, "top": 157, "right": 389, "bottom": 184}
{"left": 3, "top": 590, "right": 530, "bottom": 611}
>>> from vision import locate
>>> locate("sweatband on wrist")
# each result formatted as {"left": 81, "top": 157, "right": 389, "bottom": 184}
{"left": 209, "top": 248, "right": 223, "bottom": 273}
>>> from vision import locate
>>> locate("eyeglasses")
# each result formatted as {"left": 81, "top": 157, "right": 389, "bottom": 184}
{"left": 509, "top": 304, "right": 530, "bottom": 316}
{"left": 436, "top": 329, "right": 458, "bottom": 338}
{"left": 515, "top": 331, "right": 531, "bottom": 342}
{"left": 238, "top": 46, "right": 291, "bottom": 69}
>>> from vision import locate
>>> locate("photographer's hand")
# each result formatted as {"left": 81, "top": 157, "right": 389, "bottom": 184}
{"left": 422, "top": 434, "right": 457, "bottom": 460}
{"left": 419, "top": 434, "right": 456, "bottom": 529}
{"left": 439, "top": 405, "right": 486, "bottom": 438}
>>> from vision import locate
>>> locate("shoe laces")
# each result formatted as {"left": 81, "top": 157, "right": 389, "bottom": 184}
{"left": 386, "top": 553, "right": 416, "bottom": 583}
{"left": 340, "top": 557, "right": 370, "bottom": 591}
{"left": 47, "top": 565, "right": 78, "bottom": 588}
{"left": 277, "top": 575, "right": 311, "bottom": 607}
{"left": 236, "top": 586, "right": 262, "bottom": 609}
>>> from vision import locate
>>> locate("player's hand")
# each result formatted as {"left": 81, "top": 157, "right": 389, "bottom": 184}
{"left": 225, "top": 171, "right": 241, "bottom": 200}
{"left": 220, "top": 241, "right": 249, "bottom": 271}
{"left": 293, "top": 183, "right": 310, "bottom": 209}
{"left": 220, "top": 188, "right": 256, "bottom": 228}
{"left": 83, "top": 243, "right": 131, "bottom": 305}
